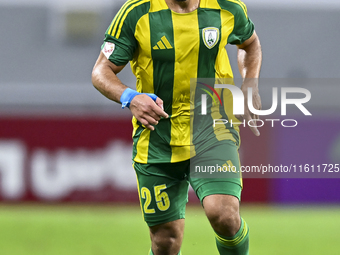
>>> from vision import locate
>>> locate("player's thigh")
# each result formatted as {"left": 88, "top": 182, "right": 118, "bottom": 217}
{"left": 189, "top": 140, "right": 243, "bottom": 202}
{"left": 134, "top": 161, "right": 190, "bottom": 227}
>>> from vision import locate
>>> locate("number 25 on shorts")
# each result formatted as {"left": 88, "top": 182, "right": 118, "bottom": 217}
{"left": 140, "top": 184, "right": 170, "bottom": 214}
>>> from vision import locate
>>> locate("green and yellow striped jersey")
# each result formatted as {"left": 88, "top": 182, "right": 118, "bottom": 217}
{"left": 103, "top": 0, "right": 254, "bottom": 164}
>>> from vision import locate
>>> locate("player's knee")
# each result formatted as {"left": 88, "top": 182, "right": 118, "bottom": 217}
{"left": 152, "top": 235, "right": 179, "bottom": 254}
{"left": 149, "top": 220, "right": 184, "bottom": 255}
{"left": 204, "top": 195, "right": 241, "bottom": 237}
{"left": 206, "top": 208, "right": 240, "bottom": 236}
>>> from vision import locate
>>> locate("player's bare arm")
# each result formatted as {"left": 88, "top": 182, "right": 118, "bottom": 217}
{"left": 92, "top": 52, "right": 168, "bottom": 131}
{"left": 237, "top": 31, "right": 262, "bottom": 136}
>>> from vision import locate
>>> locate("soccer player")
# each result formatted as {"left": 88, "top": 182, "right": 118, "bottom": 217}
{"left": 92, "top": 0, "right": 262, "bottom": 254}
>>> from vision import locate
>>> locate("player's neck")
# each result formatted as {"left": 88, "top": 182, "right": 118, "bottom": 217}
{"left": 165, "top": 0, "right": 200, "bottom": 13}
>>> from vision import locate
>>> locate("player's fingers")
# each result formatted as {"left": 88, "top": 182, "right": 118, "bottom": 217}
{"left": 250, "top": 126, "right": 260, "bottom": 136}
{"left": 155, "top": 97, "right": 164, "bottom": 110}
{"left": 144, "top": 124, "right": 155, "bottom": 131}
{"left": 143, "top": 108, "right": 161, "bottom": 122}
{"left": 138, "top": 117, "right": 155, "bottom": 131}
{"left": 251, "top": 113, "right": 259, "bottom": 121}
{"left": 235, "top": 114, "right": 244, "bottom": 122}
{"left": 130, "top": 95, "right": 164, "bottom": 120}
{"left": 142, "top": 95, "right": 168, "bottom": 119}
{"left": 153, "top": 100, "right": 169, "bottom": 119}
{"left": 143, "top": 114, "right": 159, "bottom": 126}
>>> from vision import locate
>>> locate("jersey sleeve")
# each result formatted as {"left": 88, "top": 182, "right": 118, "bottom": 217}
{"left": 101, "top": 5, "right": 138, "bottom": 66}
{"left": 227, "top": 2, "right": 255, "bottom": 45}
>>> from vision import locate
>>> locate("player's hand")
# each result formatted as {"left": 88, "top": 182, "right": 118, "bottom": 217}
{"left": 129, "top": 94, "right": 169, "bottom": 131}
{"left": 237, "top": 82, "right": 262, "bottom": 136}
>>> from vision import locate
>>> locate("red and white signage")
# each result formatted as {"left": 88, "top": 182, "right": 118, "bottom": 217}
{"left": 0, "top": 117, "right": 270, "bottom": 203}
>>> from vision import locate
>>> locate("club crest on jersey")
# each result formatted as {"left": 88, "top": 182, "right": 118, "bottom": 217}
{"left": 202, "top": 27, "right": 220, "bottom": 49}
{"left": 102, "top": 42, "right": 115, "bottom": 59}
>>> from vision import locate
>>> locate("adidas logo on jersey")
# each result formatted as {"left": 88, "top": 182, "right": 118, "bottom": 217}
{"left": 153, "top": 36, "right": 173, "bottom": 50}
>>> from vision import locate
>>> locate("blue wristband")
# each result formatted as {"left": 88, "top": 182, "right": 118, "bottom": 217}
{"left": 120, "top": 88, "right": 140, "bottom": 109}
{"left": 120, "top": 88, "right": 158, "bottom": 109}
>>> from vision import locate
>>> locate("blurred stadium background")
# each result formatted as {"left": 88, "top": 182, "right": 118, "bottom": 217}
{"left": 0, "top": 0, "right": 340, "bottom": 254}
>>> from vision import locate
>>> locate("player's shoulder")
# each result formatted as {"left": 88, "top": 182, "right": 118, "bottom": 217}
{"left": 120, "top": 0, "right": 151, "bottom": 8}
{"left": 115, "top": 0, "right": 152, "bottom": 27}
{"left": 108, "top": 0, "right": 151, "bottom": 38}
{"left": 214, "top": 0, "right": 248, "bottom": 17}
{"left": 117, "top": 0, "right": 152, "bottom": 19}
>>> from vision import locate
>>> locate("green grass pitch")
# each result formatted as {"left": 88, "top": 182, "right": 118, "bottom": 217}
{"left": 0, "top": 204, "right": 339, "bottom": 255}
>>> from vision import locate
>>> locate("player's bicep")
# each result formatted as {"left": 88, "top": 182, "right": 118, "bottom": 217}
{"left": 237, "top": 31, "right": 258, "bottom": 49}
{"left": 93, "top": 51, "right": 126, "bottom": 75}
